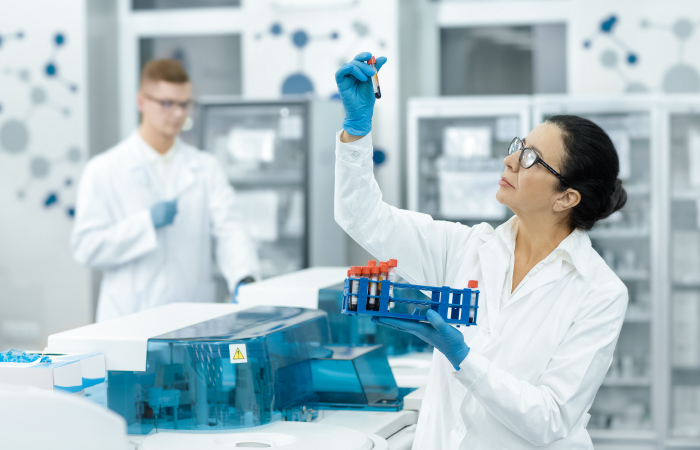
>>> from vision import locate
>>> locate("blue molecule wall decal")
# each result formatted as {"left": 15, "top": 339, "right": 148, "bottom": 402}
{"left": 44, "top": 192, "right": 58, "bottom": 207}
{"left": 583, "top": 14, "right": 645, "bottom": 92}
{"left": 641, "top": 17, "right": 700, "bottom": 93}
{"left": 0, "top": 30, "right": 80, "bottom": 219}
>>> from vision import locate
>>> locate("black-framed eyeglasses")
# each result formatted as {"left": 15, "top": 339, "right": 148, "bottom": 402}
{"left": 143, "top": 93, "right": 194, "bottom": 112}
{"left": 508, "top": 137, "right": 570, "bottom": 187}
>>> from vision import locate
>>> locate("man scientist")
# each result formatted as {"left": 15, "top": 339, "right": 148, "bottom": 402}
{"left": 71, "top": 59, "right": 260, "bottom": 322}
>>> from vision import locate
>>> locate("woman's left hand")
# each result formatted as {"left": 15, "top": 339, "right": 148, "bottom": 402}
{"left": 372, "top": 309, "right": 470, "bottom": 370}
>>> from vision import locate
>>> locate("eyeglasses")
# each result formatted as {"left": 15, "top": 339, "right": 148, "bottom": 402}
{"left": 143, "top": 93, "right": 193, "bottom": 112}
{"left": 508, "top": 137, "right": 570, "bottom": 187}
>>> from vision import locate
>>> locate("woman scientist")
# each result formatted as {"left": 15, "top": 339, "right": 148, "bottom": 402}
{"left": 334, "top": 53, "right": 628, "bottom": 449}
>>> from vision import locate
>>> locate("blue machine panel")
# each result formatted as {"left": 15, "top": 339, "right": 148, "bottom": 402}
{"left": 93, "top": 306, "right": 410, "bottom": 434}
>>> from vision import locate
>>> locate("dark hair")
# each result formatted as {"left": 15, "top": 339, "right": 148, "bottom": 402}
{"left": 140, "top": 59, "right": 189, "bottom": 87}
{"left": 546, "top": 115, "right": 627, "bottom": 231}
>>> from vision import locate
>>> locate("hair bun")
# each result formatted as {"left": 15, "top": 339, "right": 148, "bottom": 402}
{"left": 597, "top": 179, "right": 627, "bottom": 220}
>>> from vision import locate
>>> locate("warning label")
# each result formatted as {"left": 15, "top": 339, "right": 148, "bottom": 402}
{"left": 229, "top": 344, "right": 248, "bottom": 364}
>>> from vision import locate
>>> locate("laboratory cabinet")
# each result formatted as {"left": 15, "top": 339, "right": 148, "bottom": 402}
{"left": 408, "top": 94, "right": 700, "bottom": 450}
{"left": 407, "top": 96, "right": 532, "bottom": 228}
{"left": 197, "top": 98, "right": 346, "bottom": 279}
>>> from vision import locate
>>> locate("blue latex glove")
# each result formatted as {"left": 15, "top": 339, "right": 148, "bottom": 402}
{"left": 150, "top": 199, "right": 178, "bottom": 229}
{"left": 372, "top": 309, "right": 470, "bottom": 370}
{"left": 335, "top": 52, "right": 387, "bottom": 136}
{"left": 232, "top": 276, "right": 256, "bottom": 303}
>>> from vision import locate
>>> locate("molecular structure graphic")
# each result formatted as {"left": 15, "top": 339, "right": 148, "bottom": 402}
{"left": 0, "top": 31, "right": 81, "bottom": 219}
{"left": 255, "top": 20, "right": 385, "bottom": 96}
{"left": 255, "top": 22, "right": 340, "bottom": 95}
{"left": 582, "top": 15, "right": 646, "bottom": 93}
{"left": 640, "top": 16, "right": 700, "bottom": 93}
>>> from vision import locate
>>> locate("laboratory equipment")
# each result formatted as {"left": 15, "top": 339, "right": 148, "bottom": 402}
{"left": 0, "top": 385, "right": 127, "bottom": 450}
{"left": 46, "top": 303, "right": 413, "bottom": 435}
{"left": 342, "top": 277, "right": 479, "bottom": 327}
{"left": 407, "top": 96, "right": 531, "bottom": 227}
{"left": 197, "top": 98, "right": 346, "bottom": 279}
{"left": 233, "top": 267, "right": 436, "bottom": 379}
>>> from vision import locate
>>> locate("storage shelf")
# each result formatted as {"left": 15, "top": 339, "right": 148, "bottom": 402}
{"left": 667, "top": 437, "right": 700, "bottom": 448}
{"left": 616, "top": 270, "right": 651, "bottom": 281}
{"left": 588, "top": 429, "right": 656, "bottom": 441}
{"left": 673, "top": 280, "right": 700, "bottom": 288}
{"left": 673, "top": 188, "right": 700, "bottom": 201}
{"left": 602, "top": 377, "right": 651, "bottom": 387}
{"left": 589, "top": 227, "right": 650, "bottom": 239}
{"left": 226, "top": 172, "right": 304, "bottom": 186}
{"left": 625, "top": 306, "right": 651, "bottom": 323}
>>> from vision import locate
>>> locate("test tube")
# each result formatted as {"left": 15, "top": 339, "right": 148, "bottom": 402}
{"left": 361, "top": 266, "right": 371, "bottom": 309}
{"left": 378, "top": 263, "right": 389, "bottom": 297}
{"left": 349, "top": 266, "right": 362, "bottom": 311}
{"left": 367, "top": 56, "right": 381, "bottom": 99}
{"left": 468, "top": 280, "right": 478, "bottom": 323}
{"left": 369, "top": 266, "right": 380, "bottom": 311}
{"left": 387, "top": 259, "right": 398, "bottom": 297}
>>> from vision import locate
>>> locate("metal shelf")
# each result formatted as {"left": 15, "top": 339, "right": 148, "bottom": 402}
{"left": 588, "top": 429, "right": 656, "bottom": 441}
{"left": 589, "top": 227, "right": 651, "bottom": 239}
{"left": 615, "top": 270, "right": 651, "bottom": 281}
{"left": 602, "top": 377, "right": 652, "bottom": 387}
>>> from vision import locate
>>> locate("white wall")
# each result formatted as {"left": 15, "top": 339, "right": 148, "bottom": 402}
{"left": 0, "top": 0, "right": 91, "bottom": 350}
{"left": 569, "top": 0, "right": 700, "bottom": 94}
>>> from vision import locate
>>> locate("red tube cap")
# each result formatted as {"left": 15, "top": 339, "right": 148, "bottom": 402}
{"left": 350, "top": 266, "right": 362, "bottom": 275}
{"left": 361, "top": 266, "right": 371, "bottom": 276}
{"left": 387, "top": 259, "right": 398, "bottom": 268}
{"left": 367, "top": 260, "right": 377, "bottom": 267}
{"left": 379, "top": 263, "right": 388, "bottom": 272}
{"left": 371, "top": 266, "right": 380, "bottom": 274}
{"left": 368, "top": 56, "right": 377, "bottom": 65}
{"left": 468, "top": 280, "right": 478, "bottom": 288}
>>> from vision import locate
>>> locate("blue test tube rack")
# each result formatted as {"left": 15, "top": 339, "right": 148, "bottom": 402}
{"left": 342, "top": 278, "right": 479, "bottom": 326}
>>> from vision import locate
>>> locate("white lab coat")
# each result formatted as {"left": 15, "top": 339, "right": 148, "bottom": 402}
{"left": 334, "top": 132, "right": 628, "bottom": 449}
{"left": 72, "top": 132, "right": 260, "bottom": 322}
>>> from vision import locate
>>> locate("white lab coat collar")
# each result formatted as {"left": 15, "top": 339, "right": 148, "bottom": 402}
{"left": 479, "top": 216, "right": 592, "bottom": 321}
{"left": 494, "top": 216, "right": 592, "bottom": 278}
{"left": 126, "top": 131, "right": 200, "bottom": 199}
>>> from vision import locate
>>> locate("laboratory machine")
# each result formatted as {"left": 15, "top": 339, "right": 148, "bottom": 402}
{"left": 237, "top": 267, "right": 439, "bottom": 387}
{"left": 196, "top": 98, "right": 346, "bottom": 280}
{"left": 46, "top": 302, "right": 421, "bottom": 449}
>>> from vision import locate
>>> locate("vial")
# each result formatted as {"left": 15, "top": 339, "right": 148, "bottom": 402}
{"left": 468, "top": 280, "right": 478, "bottom": 323}
{"left": 367, "top": 56, "right": 381, "bottom": 99}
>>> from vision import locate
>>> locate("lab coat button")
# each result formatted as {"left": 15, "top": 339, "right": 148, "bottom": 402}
{"left": 351, "top": 151, "right": 360, "bottom": 159}
{"left": 457, "top": 427, "right": 466, "bottom": 435}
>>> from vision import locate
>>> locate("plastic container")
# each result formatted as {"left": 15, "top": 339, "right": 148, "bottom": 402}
{"left": 342, "top": 277, "right": 479, "bottom": 327}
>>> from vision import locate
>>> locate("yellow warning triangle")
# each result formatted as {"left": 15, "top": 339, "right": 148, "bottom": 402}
{"left": 233, "top": 348, "right": 244, "bottom": 360}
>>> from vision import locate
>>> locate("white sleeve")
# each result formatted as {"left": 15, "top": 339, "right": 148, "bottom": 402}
{"left": 208, "top": 161, "right": 261, "bottom": 292}
{"left": 71, "top": 162, "right": 158, "bottom": 270}
{"left": 334, "top": 131, "right": 482, "bottom": 287}
{"left": 454, "top": 286, "right": 628, "bottom": 446}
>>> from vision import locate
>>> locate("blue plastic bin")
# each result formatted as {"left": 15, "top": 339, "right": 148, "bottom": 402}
{"left": 342, "top": 278, "right": 479, "bottom": 326}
